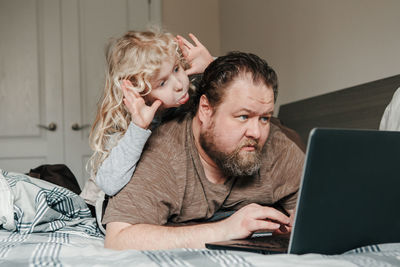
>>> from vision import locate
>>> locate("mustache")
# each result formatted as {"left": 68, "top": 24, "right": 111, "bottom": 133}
{"left": 239, "top": 139, "right": 259, "bottom": 149}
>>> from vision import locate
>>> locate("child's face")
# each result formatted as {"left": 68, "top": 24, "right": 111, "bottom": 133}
{"left": 147, "top": 58, "right": 190, "bottom": 108}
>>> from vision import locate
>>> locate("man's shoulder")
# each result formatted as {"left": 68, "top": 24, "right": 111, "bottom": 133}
{"left": 269, "top": 117, "right": 306, "bottom": 152}
{"left": 268, "top": 122, "right": 297, "bottom": 148}
{"left": 147, "top": 116, "right": 189, "bottom": 150}
{"left": 262, "top": 122, "right": 305, "bottom": 163}
{"left": 256, "top": 122, "right": 305, "bottom": 210}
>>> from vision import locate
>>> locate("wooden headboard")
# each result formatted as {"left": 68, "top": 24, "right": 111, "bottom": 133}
{"left": 278, "top": 74, "right": 400, "bottom": 145}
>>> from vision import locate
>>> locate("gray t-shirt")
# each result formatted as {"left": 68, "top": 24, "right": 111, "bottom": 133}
{"left": 103, "top": 116, "right": 305, "bottom": 226}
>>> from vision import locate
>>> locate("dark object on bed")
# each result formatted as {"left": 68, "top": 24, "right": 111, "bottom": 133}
{"left": 28, "top": 164, "right": 81, "bottom": 195}
{"left": 278, "top": 74, "right": 400, "bottom": 145}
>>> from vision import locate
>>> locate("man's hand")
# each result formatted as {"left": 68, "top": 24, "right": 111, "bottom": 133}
{"left": 121, "top": 80, "right": 162, "bottom": 129}
{"left": 273, "top": 208, "right": 295, "bottom": 234}
{"left": 104, "top": 203, "right": 291, "bottom": 250}
{"left": 221, "top": 203, "right": 291, "bottom": 240}
{"left": 176, "top": 33, "right": 214, "bottom": 75}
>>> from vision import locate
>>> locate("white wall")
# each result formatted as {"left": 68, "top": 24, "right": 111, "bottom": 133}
{"left": 219, "top": 0, "right": 400, "bottom": 113}
{"left": 162, "top": 0, "right": 221, "bottom": 56}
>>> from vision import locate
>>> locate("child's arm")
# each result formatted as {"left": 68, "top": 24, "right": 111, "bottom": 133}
{"left": 96, "top": 80, "right": 161, "bottom": 195}
{"left": 96, "top": 122, "right": 151, "bottom": 196}
{"left": 177, "top": 33, "right": 214, "bottom": 75}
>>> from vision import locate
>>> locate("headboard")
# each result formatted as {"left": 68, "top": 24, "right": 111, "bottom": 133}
{"left": 278, "top": 74, "right": 400, "bottom": 145}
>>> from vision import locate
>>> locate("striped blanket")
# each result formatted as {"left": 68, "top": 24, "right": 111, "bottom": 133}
{"left": 0, "top": 169, "right": 102, "bottom": 238}
{"left": 1, "top": 169, "right": 400, "bottom": 266}
{"left": 1, "top": 229, "right": 400, "bottom": 266}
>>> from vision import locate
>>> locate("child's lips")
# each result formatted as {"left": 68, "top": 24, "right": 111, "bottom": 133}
{"left": 178, "top": 92, "right": 189, "bottom": 104}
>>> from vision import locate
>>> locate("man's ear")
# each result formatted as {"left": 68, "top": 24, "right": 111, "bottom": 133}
{"left": 198, "top": 95, "right": 213, "bottom": 124}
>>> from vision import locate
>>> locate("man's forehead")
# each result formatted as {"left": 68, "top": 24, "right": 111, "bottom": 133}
{"left": 214, "top": 75, "right": 274, "bottom": 115}
{"left": 247, "top": 90, "right": 274, "bottom": 105}
{"left": 225, "top": 73, "right": 274, "bottom": 101}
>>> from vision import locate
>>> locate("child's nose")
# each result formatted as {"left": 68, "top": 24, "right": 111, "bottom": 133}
{"left": 173, "top": 77, "right": 183, "bottom": 92}
{"left": 174, "top": 85, "right": 183, "bottom": 92}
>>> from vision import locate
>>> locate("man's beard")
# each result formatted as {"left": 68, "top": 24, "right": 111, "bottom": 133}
{"left": 199, "top": 123, "right": 262, "bottom": 177}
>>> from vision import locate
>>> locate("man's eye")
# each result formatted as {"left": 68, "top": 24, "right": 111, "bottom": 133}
{"left": 238, "top": 115, "right": 248, "bottom": 121}
{"left": 174, "top": 66, "right": 179, "bottom": 72}
{"left": 260, "top": 116, "right": 271, "bottom": 123}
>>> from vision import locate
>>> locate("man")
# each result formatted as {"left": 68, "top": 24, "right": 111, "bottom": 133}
{"left": 103, "top": 52, "right": 305, "bottom": 250}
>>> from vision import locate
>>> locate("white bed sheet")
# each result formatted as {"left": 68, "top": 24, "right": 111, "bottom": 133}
{"left": 2, "top": 230, "right": 400, "bottom": 267}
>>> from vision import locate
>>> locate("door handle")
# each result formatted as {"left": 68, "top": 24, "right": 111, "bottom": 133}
{"left": 37, "top": 122, "right": 57, "bottom": 131}
{"left": 71, "top": 123, "right": 90, "bottom": 131}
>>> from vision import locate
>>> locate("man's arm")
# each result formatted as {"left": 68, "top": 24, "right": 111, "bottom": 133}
{"left": 105, "top": 203, "right": 290, "bottom": 250}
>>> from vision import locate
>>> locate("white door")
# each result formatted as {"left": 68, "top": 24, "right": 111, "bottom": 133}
{"left": 60, "top": 0, "right": 161, "bottom": 187}
{"left": 0, "top": 0, "right": 161, "bottom": 187}
{"left": 0, "top": 0, "right": 64, "bottom": 172}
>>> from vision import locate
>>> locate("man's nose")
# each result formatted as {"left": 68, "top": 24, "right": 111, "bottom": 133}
{"left": 245, "top": 119, "right": 261, "bottom": 139}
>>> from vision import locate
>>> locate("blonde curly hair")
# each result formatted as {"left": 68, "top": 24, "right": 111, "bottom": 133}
{"left": 87, "top": 29, "right": 187, "bottom": 179}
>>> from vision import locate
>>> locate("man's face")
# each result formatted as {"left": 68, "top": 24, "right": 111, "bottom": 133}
{"left": 199, "top": 72, "right": 274, "bottom": 177}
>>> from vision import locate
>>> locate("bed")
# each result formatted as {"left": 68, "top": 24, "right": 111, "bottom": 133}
{"left": 2, "top": 75, "right": 400, "bottom": 266}
{"left": 2, "top": 230, "right": 400, "bottom": 267}
{"left": 1, "top": 170, "right": 400, "bottom": 266}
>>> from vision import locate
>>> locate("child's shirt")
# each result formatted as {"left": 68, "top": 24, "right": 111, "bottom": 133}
{"left": 79, "top": 122, "right": 151, "bottom": 206}
{"left": 96, "top": 122, "right": 152, "bottom": 196}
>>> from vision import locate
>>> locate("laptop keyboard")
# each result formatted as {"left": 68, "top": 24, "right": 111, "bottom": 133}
{"left": 232, "top": 235, "right": 289, "bottom": 249}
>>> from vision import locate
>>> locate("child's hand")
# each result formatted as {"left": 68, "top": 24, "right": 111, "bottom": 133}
{"left": 121, "top": 80, "right": 162, "bottom": 129}
{"left": 177, "top": 33, "right": 214, "bottom": 75}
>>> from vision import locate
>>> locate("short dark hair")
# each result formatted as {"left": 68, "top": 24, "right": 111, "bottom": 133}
{"left": 190, "top": 51, "right": 278, "bottom": 116}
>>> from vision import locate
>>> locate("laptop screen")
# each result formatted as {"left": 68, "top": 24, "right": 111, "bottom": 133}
{"left": 289, "top": 128, "right": 400, "bottom": 254}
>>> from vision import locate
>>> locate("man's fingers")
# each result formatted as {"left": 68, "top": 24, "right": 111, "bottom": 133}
{"left": 251, "top": 206, "right": 290, "bottom": 226}
{"left": 250, "top": 218, "right": 281, "bottom": 232}
{"left": 277, "top": 224, "right": 291, "bottom": 234}
{"left": 287, "top": 209, "right": 295, "bottom": 227}
{"left": 265, "top": 209, "right": 290, "bottom": 225}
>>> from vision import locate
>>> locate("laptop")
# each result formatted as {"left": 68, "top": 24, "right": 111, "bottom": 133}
{"left": 206, "top": 128, "right": 400, "bottom": 255}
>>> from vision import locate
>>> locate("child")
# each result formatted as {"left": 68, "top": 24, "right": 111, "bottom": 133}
{"left": 80, "top": 29, "right": 213, "bottom": 212}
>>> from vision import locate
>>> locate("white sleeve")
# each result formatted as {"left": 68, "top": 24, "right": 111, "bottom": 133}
{"left": 95, "top": 122, "right": 151, "bottom": 196}
{"left": 380, "top": 87, "right": 400, "bottom": 131}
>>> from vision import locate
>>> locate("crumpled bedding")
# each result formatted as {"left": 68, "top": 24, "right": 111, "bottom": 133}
{"left": 0, "top": 169, "right": 102, "bottom": 238}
